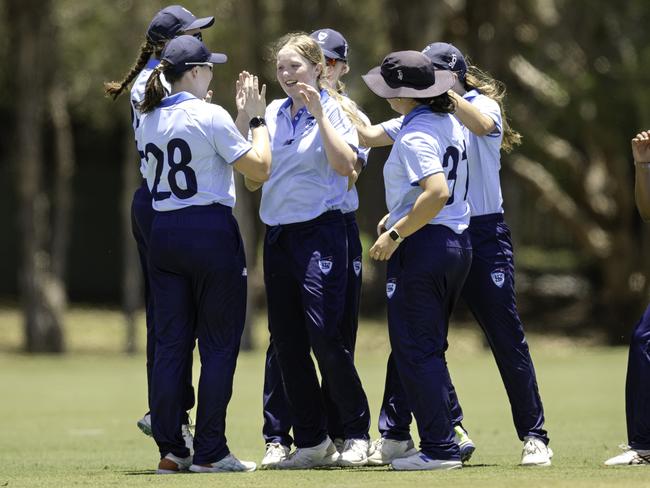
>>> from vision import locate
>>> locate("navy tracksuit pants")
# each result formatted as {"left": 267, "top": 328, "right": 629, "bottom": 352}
{"left": 378, "top": 213, "right": 548, "bottom": 445}
{"left": 263, "top": 210, "right": 370, "bottom": 448}
{"left": 386, "top": 224, "right": 472, "bottom": 460}
{"left": 626, "top": 304, "right": 650, "bottom": 450}
{"left": 262, "top": 212, "right": 363, "bottom": 446}
{"left": 131, "top": 180, "right": 194, "bottom": 421}
{"left": 148, "top": 204, "right": 247, "bottom": 464}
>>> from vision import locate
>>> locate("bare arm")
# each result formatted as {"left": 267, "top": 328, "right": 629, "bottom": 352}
{"left": 232, "top": 72, "right": 271, "bottom": 183}
{"left": 449, "top": 90, "right": 496, "bottom": 136}
{"left": 357, "top": 123, "right": 394, "bottom": 148}
{"left": 369, "top": 173, "right": 449, "bottom": 261}
{"left": 632, "top": 131, "right": 650, "bottom": 221}
{"left": 297, "top": 82, "right": 355, "bottom": 177}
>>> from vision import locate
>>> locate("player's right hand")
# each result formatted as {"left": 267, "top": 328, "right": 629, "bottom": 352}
{"left": 632, "top": 130, "right": 650, "bottom": 164}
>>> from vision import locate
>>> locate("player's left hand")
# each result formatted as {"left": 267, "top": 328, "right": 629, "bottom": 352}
{"left": 369, "top": 231, "right": 400, "bottom": 261}
{"left": 296, "top": 82, "right": 323, "bottom": 120}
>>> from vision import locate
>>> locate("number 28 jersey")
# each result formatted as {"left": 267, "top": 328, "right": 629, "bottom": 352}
{"left": 383, "top": 106, "right": 470, "bottom": 234}
{"left": 138, "top": 92, "right": 252, "bottom": 212}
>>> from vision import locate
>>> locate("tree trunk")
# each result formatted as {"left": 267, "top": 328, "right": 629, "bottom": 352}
{"left": 10, "top": 0, "right": 64, "bottom": 353}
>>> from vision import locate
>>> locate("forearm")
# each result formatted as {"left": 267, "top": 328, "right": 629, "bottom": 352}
{"left": 357, "top": 123, "right": 394, "bottom": 147}
{"left": 316, "top": 115, "right": 356, "bottom": 176}
{"left": 635, "top": 163, "right": 650, "bottom": 221}
{"left": 392, "top": 180, "right": 448, "bottom": 237}
{"left": 451, "top": 92, "right": 495, "bottom": 136}
{"left": 235, "top": 110, "right": 250, "bottom": 138}
{"left": 244, "top": 176, "right": 263, "bottom": 191}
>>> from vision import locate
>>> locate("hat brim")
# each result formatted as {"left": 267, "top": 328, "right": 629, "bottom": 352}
{"left": 362, "top": 67, "right": 455, "bottom": 99}
{"left": 186, "top": 16, "right": 215, "bottom": 31}
{"left": 208, "top": 52, "right": 228, "bottom": 64}
{"left": 321, "top": 47, "right": 346, "bottom": 62}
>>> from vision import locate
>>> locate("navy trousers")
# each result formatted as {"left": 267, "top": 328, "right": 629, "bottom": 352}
{"left": 378, "top": 213, "right": 548, "bottom": 445}
{"left": 262, "top": 212, "right": 363, "bottom": 446}
{"left": 148, "top": 204, "right": 247, "bottom": 464}
{"left": 386, "top": 224, "right": 471, "bottom": 460}
{"left": 131, "top": 180, "right": 194, "bottom": 421}
{"left": 626, "top": 304, "right": 650, "bottom": 450}
{"left": 263, "top": 210, "right": 370, "bottom": 448}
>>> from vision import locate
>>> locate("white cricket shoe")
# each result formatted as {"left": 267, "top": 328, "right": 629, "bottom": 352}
{"left": 520, "top": 436, "right": 553, "bottom": 466}
{"left": 137, "top": 413, "right": 152, "bottom": 437}
{"left": 260, "top": 442, "right": 290, "bottom": 469}
{"left": 391, "top": 451, "right": 462, "bottom": 471}
{"left": 454, "top": 425, "right": 476, "bottom": 463}
{"left": 276, "top": 437, "right": 340, "bottom": 469}
{"left": 137, "top": 412, "right": 194, "bottom": 454}
{"left": 189, "top": 453, "right": 256, "bottom": 473}
{"left": 604, "top": 445, "right": 650, "bottom": 466}
{"left": 337, "top": 438, "right": 369, "bottom": 466}
{"left": 156, "top": 453, "right": 193, "bottom": 474}
{"left": 367, "top": 437, "right": 417, "bottom": 466}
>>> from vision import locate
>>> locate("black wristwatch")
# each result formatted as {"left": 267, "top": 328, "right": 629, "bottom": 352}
{"left": 388, "top": 227, "right": 404, "bottom": 243}
{"left": 249, "top": 116, "right": 266, "bottom": 129}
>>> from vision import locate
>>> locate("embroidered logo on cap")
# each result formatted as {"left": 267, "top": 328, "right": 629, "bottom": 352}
{"left": 491, "top": 269, "right": 505, "bottom": 288}
{"left": 449, "top": 53, "right": 457, "bottom": 69}
{"left": 386, "top": 278, "right": 397, "bottom": 298}
{"left": 319, "top": 257, "right": 333, "bottom": 275}
{"left": 318, "top": 31, "right": 328, "bottom": 41}
{"left": 352, "top": 257, "right": 362, "bottom": 277}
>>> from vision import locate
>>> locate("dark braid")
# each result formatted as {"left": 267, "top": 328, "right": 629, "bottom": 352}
{"left": 138, "top": 60, "right": 184, "bottom": 113}
{"left": 104, "top": 39, "right": 164, "bottom": 100}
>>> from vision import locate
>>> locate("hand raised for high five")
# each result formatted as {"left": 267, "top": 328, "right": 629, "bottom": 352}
{"left": 236, "top": 71, "right": 267, "bottom": 119}
{"left": 632, "top": 131, "right": 650, "bottom": 165}
{"left": 296, "top": 82, "right": 324, "bottom": 120}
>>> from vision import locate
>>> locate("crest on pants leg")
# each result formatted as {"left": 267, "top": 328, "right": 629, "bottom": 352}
{"left": 352, "top": 256, "right": 362, "bottom": 277}
{"left": 491, "top": 269, "right": 505, "bottom": 288}
{"left": 319, "top": 256, "right": 333, "bottom": 275}
{"left": 386, "top": 278, "right": 397, "bottom": 298}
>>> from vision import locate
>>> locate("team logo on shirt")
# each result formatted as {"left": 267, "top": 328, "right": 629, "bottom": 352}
{"left": 386, "top": 278, "right": 397, "bottom": 298}
{"left": 319, "top": 257, "right": 333, "bottom": 275}
{"left": 352, "top": 257, "right": 362, "bottom": 277}
{"left": 491, "top": 269, "right": 505, "bottom": 288}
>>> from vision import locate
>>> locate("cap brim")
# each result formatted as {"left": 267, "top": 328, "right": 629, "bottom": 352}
{"left": 209, "top": 52, "right": 228, "bottom": 64}
{"left": 186, "top": 16, "right": 215, "bottom": 31}
{"left": 321, "top": 47, "right": 345, "bottom": 61}
{"left": 362, "top": 67, "right": 456, "bottom": 99}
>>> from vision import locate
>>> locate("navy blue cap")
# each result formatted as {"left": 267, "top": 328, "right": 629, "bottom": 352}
{"left": 161, "top": 35, "right": 227, "bottom": 74}
{"left": 421, "top": 42, "right": 467, "bottom": 82}
{"left": 362, "top": 50, "right": 455, "bottom": 99}
{"left": 147, "top": 5, "right": 215, "bottom": 42}
{"left": 310, "top": 28, "right": 348, "bottom": 61}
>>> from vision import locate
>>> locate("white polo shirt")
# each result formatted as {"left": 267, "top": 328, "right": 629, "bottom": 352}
{"left": 260, "top": 91, "right": 359, "bottom": 225}
{"left": 138, "top": 92, "right": 252, "bottom": 211}
{"left": 382, "top": 105, "right": 469, "bottom": 233}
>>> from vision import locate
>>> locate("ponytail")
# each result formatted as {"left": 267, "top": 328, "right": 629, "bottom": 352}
{"left": 138, "top": 61, "right": 171, "bottom": 113}
{"left": 103, "top": 39, "right": 165, "bottom": 100}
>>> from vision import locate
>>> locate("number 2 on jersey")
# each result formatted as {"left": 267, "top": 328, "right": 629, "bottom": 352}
{"left": 442, "top": 142, "right": 468, "bottom": 206}
{"left": 146, "top": 138, "right": 197, "bottom": 201}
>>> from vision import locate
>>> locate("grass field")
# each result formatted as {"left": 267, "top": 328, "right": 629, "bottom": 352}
{"left": 0, "top": 307, "right": 647, "bottom": 487}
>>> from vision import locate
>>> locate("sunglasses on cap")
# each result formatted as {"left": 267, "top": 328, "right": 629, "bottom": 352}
{"left": 185, "top": 61, "right": 213, "bottom": 71}
{"left": 325, "top": 57, "right": 338, "bottom": 67}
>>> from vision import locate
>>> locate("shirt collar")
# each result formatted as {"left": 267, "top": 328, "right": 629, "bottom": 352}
{"left": 401, "top": 104, "right": 433, "bottom": 129}
{"left": 145, "top": 58, "right": 160, "bottom": 70}
{"left": 276, "top": 88, "right": 330, "bottom": 117}
{"left": 159, "top": 91, "right": 197, "bottom": 108}
{"left": 464, "top": 89, "right": 480, "bottom": 102}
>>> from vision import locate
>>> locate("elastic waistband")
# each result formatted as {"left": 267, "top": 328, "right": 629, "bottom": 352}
{"left": 343, "top": 211, "right": 357, "bottom": 225}
{"left": 155, "top": 202, "right": 232, "bottom": 217}
{"left": 266, "top": 210, "right": 343, "bottom": 232}
{"left": 469, "top": 212, "right": 504, "bottom": 225}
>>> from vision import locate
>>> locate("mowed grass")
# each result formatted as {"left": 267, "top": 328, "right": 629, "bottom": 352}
{"left": 0, "top": 307, "right": 648, "bottom": 487}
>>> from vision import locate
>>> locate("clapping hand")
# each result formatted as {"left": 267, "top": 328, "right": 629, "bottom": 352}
{"left": 632, "top": 131, "right": 650, "bottom": 164}
{"left": 237, "top": 71, "right": 267, "bottom": 119}
{"left": 296, "top": 82, "right": 323, "bottom": 120}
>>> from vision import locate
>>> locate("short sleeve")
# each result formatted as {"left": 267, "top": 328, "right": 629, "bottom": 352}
{"left": 210, "top": 106, "right": 252, "bottom": 164}
{"left": 381, "top": 116, "right": 404, "bottom": 141}
{"left": 471, "top": 94, "right": 502, "bottom": 137}
{"left": 398, "top": 130, "right": 443, "bottom": 185}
